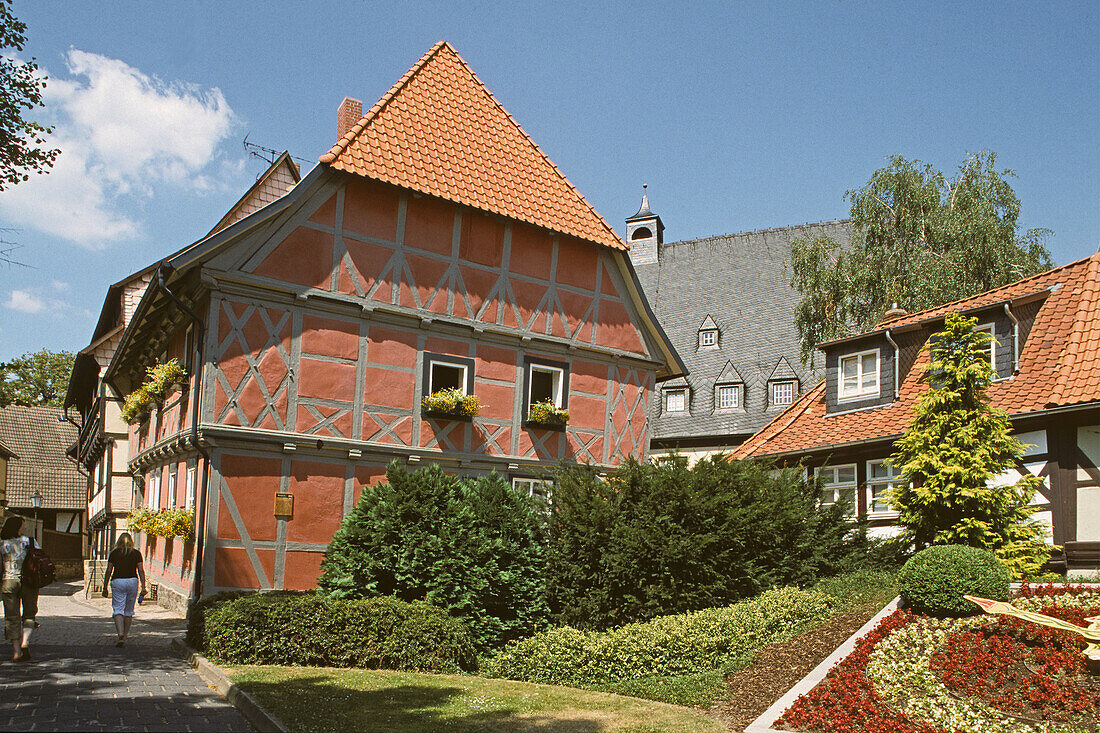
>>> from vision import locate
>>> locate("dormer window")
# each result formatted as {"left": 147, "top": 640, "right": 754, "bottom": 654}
{"left": 974, "top": 323, "right": 996, "bottom": 372}
{"left": 716, "top": 383, "right": 742, "bottom": 410}
{"left": 664, "top": 388, "right": 687, "bottom": 413}
{"left": 839, "top": 349, "right": 879, "bottom": 401}
{"left": 770, "top": 380, "right": 797, "bottom": 406}
{"left": 697, "top": 315, "right": 719, "bottom": 350}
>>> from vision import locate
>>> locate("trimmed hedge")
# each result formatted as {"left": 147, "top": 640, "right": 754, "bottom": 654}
{"left": 318, "top": 462, "right": 548, "bottom": 654}
{"left": 195, "top": 592, "right": 477, "bottom": 673}
{"left": 547, "top": 456, "right": 869, "bottom": 630}
{"left": 484, "top": 586, "right": 840, "bottom": 686}
{"left": 898, "top": 544, "right": 1010, "bottom": 616}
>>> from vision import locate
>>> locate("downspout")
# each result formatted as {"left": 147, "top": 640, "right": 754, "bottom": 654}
{"left": 1003, "top": 302, "right": 1019, "bottom": 374}
{"left": 884, "top": 329, "right": 900, "bottom": 399}
{"left": 153, "top": 264, "right": 211, "bottom": 605}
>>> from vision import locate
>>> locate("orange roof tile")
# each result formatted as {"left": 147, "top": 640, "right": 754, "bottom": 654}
{"left": 733, "top": 252, "right": 1100, "bottom": 460}
{"left": 320, "top": 41, "right": 626, "bottom": 251}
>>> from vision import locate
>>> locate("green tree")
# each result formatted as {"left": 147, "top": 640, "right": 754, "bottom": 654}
{"left": 890, "top": 312, "right": 1049, "bottom": 579}
{"left": 0, "top": 0, "right": 57, "bottom": 191}
{"left": 0, "top": 349, "right": 75, "bottom": 407}
{"left": 317, "top": 462, "right": 549, "bottom": 654}
{"left": 547, "top": 455, "right": 867, "bottom": 630}
{"left": 790, "top": 152, "right": 1051, "bottom": 366}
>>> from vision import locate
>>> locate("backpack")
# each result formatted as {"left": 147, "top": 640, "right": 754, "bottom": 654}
{"left": 23, "top": 540, "right": 55, "bottom": 589}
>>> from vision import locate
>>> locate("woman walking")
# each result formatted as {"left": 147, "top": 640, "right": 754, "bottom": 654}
{"left": 101, "top": 533, "right": 146, "bottom": 647}
{"left": 0, "top": 516, "right": 38, "bottom": 662}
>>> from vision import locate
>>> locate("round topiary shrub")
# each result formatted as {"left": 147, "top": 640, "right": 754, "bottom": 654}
{"left": 898, "top": 545, "right": 1010, "bottom": 616}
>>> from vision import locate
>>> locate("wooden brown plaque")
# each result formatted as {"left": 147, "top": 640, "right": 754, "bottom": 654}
{"left": 274, "top": 492, "right": 294, "bottom": 517}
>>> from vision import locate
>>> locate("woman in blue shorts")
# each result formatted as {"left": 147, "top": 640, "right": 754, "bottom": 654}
{"left": 101, "top": 533, "right": 146, "bottom": 647}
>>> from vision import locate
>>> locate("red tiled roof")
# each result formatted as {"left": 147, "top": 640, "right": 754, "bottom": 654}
{"left": 320, "top": 41, "right": 626, "bottom": 251}
{"left": 733, "top": 252, "right": 1100, "bottom": 460}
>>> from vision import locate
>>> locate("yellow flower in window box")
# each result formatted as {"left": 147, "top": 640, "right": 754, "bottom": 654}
{"left": 527, "top": 399, "right": 569, "bottom": 428}
{"left": 421, "top": 388, "right": 482, "bottom": 418}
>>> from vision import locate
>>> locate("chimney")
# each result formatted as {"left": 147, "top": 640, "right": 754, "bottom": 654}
{"left": 337, "top": 97, "right": 363, "bottom": 140}
{"left": 881, "top": 303, "right": 908, "bottom": 324}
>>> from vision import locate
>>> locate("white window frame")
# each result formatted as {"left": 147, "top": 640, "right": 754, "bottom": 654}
{"left": 512, "top": 477, "right": 553, "bottom": 504}
{"left": 528, "top": 363, "right": 565, "bottom": 408}
{"left": 865, "top": 459, "right": 902, "bottom": 518}
{"left": 770, "top": 380, "right": 797, "bottom": 406}
{"left": 698, "top": 329, "right": 718, "bottom": 349}
{"left": 716, "top": 383, "right": 742, "bottom": 410}
{"left": 664, "top": 388, "right": 687, "bottom": 413}
{"left": 974, "top": 323, "right": 996, "bottom": 373}
{"left": 147, "top": 470, "right": 161, "bottom": 510}
{"left": 838, "top": 348, "right": 880, "bottom": 401}
{"left": 816, "top": 464, "right": 857, "bottom": 515}
{"left": 169, "top": 464, "right": 179, "bottom": 508}
{"left": 185, "top": 465, "right": 197, "bottom": 510}
{"left": 428, "top": 359, "right": 469, "bottom": 395}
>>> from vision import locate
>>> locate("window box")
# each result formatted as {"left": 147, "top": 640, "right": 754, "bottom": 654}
{"left": 421, "top": 388, "right": 481, "bottom": 419}
{"left": 524, "top": 356, "right": 570, "bottom": 428}
{"left": 526, "top": 399, "right": 569, "bottom": 430}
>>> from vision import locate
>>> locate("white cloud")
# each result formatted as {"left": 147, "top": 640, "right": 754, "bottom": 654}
{"left": 0, "top": 50, "right": 240, "bottom": 248}
{"left": 6, "top": 290, "right": 46, "bottom": 313}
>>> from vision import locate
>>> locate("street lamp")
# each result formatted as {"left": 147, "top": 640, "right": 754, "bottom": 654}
{"left": 30, "top": 489, "right": 42, "bottom": 542}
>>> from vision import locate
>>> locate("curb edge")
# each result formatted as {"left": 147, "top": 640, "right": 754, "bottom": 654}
{"left": 171, "top": 637, "right": 289, "bottom": 733}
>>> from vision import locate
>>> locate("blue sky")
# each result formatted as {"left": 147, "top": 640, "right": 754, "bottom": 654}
{"left": 1, "top": 0, "right": 1096, "bottom": 360}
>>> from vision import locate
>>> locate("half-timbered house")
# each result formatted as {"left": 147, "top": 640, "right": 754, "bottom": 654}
{"left": 733, "top": 251, "right": 1100, "bottom": 573}
{"left": 67, "top": 42, "right": 681, "bottom": 607}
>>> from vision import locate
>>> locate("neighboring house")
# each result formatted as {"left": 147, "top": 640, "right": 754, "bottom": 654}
{"left": 732, "top": 252, "right": 1100, "bottom": 569}
{"left": 66, "top": 41, "right": 681, "bottom": 608}
{"left": 0, "top": 438, "right": 15, "bottom": 511}
{"left": 0, "top": 405, "right": 86, "bottom": 566}
{"left": 627, "top": 192, "right": 850, "bottom": 460}
{"left": 65, "top": 153, "right": 302, "bottom": 569}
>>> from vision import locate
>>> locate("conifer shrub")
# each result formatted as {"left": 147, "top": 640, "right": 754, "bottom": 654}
{"left": 200, "top": 592, "right": 476, "bottom": 672}
{"left": 546, "top": 456, "right": 868, "bottom": 629}
{"left": 891, "top": 312, "right": 1051, "bottom": 578}
{"left": 317, "top": 462, "right": 549, "bottom": 654}
{"left": 898, "top": 544, "right": 1010, "bottom": 616}
{"left": 485, "top": 586, "right": 839, "bottom": 686}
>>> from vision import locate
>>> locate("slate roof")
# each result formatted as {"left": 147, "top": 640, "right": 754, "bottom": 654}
{"left": 0, "top": 405, "right": 85, "bottom": 510}
{"left": 733, "top": 250, "right": 1100, "bottom": 459}
{"left": 635, "top": 220, "right": 852, "bottom": 442}
{"left": 321, "top": 41, "right": 626, "bottom": 251}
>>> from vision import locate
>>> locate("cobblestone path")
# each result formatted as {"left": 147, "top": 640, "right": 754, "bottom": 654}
{"left": 0, "top": 580, "right": 251, "bottom": 732}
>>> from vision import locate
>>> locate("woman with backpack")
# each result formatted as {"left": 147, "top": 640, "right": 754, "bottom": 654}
{"left": 101, "top": 532, "right": 146, "bottom": 647}
{"left": 0, "top": 516, "right": 38, "bottom": 662}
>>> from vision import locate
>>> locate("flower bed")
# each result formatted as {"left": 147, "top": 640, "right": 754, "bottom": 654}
{"left": 776, "top": 583, "right": 1099, "bottom": 733}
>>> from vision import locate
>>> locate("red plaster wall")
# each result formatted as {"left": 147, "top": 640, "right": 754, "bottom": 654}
{"left": 217, "top": 455, "right": 280, "bottom": 543}
{"left": 286, "top": 460, "right": 344, "bottom": 544}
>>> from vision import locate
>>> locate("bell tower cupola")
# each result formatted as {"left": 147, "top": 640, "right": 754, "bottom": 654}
{"left": 625, "top": 185, "right": 664, "bottom": 266}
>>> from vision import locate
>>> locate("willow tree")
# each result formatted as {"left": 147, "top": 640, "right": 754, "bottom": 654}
{"left": 790, "top": 152, "right": 1051, "bottom": 366}
{"left": 890, "top": 312, "right": 1049, "bottom": 578}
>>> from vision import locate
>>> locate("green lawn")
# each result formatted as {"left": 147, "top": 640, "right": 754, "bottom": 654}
{"left": 229, "top": 666, "right": 728, "bottom": 733}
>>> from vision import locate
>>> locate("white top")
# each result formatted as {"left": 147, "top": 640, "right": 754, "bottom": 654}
{"left": 0, "top": 536, "right": 30, "bottom": 581}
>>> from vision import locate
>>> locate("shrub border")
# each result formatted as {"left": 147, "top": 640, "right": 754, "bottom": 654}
{"left": 746, "top": 582, "right": 1100, "bottom": 733}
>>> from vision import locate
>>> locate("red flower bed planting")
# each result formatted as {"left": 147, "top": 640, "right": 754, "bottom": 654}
{"left": 777, "top": 584, "right": 1100, "bottom": 733}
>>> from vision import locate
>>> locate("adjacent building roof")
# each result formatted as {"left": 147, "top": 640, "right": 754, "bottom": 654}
{"left": 207, "top": 151, "right": 300, "bottom": 236}
{"left": 0, "top": 405, "right": 84, "bottom": 510}
{"left": 733, "top": 251, "right": 1100, "bottom": 459}
{"left": 634, "top": 220, "right": 851, "bottom": 443}
{"left": 321, "top": 41, "right": 626, "bottom": 251}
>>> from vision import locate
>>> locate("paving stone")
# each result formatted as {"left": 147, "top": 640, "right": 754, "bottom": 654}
{"left": 0, "top": 581, "right": 251, "bottom": 732}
